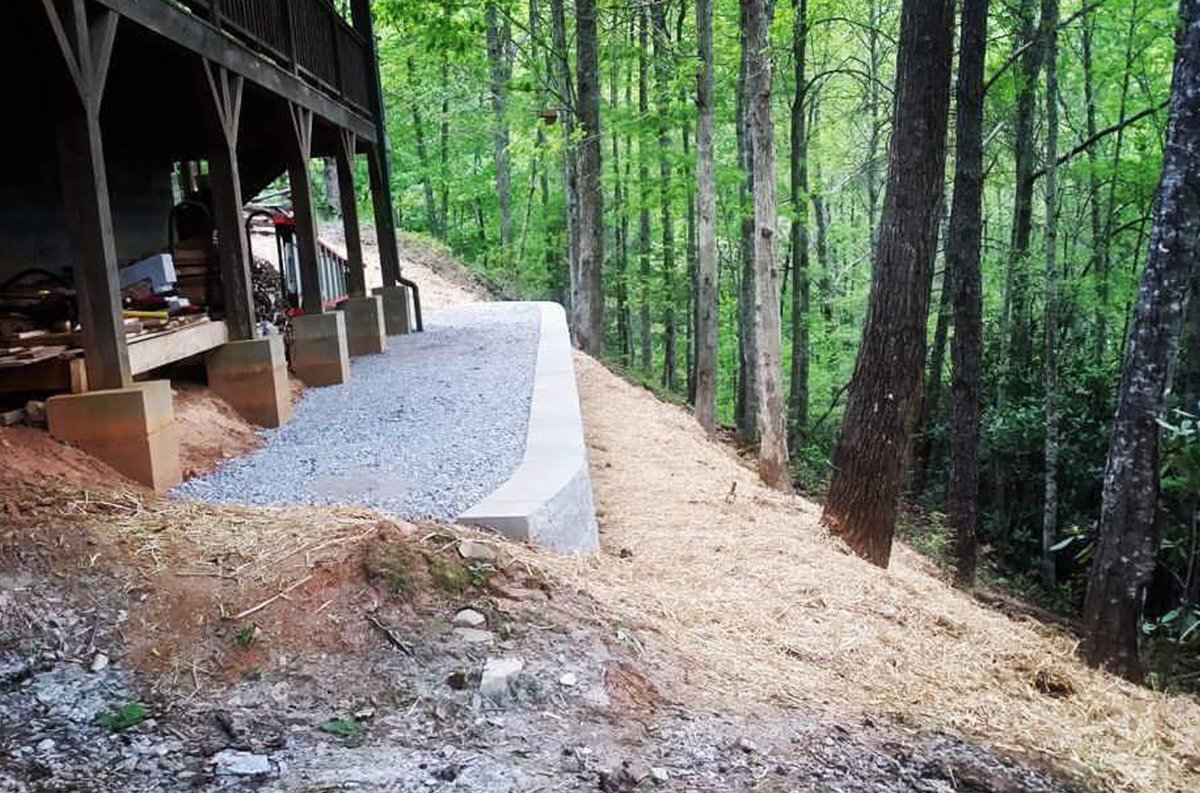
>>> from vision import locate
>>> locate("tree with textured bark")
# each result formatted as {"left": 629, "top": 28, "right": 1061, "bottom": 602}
{"left": 573, "top": 0, "right": 604, "bottom": 355}
{"left": 485, "top": 2, "right": 514, "bottom": 262}
{"left": 1041, "top": 0, "right": 1061, "bottom": 590}
{"left": 1080, "top": 0, "right": 1200, "bottom": 681}
{"left": 949, "top": 0, "right": 988, "bottom": 587}
{"left": 651, "top": 1, "right": 678, "bottom": 392}
{"left": 822, "top": 0, "right": 955, "bottom": 566}
{"left": 693, "top": 0, "right": 718, "bottom": 437}
{"left": 742, "top": 0, "right": 790, "bottom": 492}
{"left": 788, "top": 0, "right": 810, "bottom": 449}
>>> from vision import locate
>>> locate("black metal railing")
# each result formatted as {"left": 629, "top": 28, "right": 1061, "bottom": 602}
{"left": 179, "top": 0, "right": 372, "bottom": 114}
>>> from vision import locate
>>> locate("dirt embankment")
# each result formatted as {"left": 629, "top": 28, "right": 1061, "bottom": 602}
{"left": 0, "top": 237, "right": 1190, "bottom": 792}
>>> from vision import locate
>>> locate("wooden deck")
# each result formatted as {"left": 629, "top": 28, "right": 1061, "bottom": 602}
{"left": 0, "top": 318, "right": 230, "bottom": 395}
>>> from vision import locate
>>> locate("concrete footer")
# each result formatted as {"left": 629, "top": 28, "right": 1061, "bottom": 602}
{"left": 207, "top": 335, "right": 292, "bottom": 428}
{"left": 291, "top": 312, "right": 350, "bottom": 387}
{"left": 46, "top": 380, "right": 182, "bottom": 491}
{"left": 372, "top": 285, "right": 413, "bottom": 336}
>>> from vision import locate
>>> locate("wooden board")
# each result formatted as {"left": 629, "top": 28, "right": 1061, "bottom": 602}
{"left": 128, "top": 319, "right": 229, "bottom": 376}
{"left": 0, "top": 357, "right": 88, "bottom": 395}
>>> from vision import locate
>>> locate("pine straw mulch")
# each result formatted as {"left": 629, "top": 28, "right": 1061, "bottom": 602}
{"left": 510, "top": 353, "right": 1200, "bottom": 793}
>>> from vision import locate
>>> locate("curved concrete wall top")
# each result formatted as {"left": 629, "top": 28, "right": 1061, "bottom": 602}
{"left": 458, "top": 302, "right": 599, "bottom": 554}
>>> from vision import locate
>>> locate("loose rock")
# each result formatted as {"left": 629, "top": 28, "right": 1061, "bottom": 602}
{"left": 480, "top": 658, "right": 525, "bottom": 703}
{"left": 453, "top": 608, "right": 487, "bottom": 628}
{"left": 212, "top": 749, "right": 273, "bottom": 777}
{"left": 458, "top": 540, "right": 499, "bottom": 563}
{"left": 453, "top": 628, "right": 494, "bottom": 644}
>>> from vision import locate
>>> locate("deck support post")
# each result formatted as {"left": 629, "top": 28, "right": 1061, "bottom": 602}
{"left": 200, "top": 60, "right": 256, "bottom": 340}
{"left": 335, "top": 129, "right": 367, "bottom": 298}
{"left": 351, "top": 0, "right": 403, "bottom": 288}
{"left": 44, "top": 0, "right": 130, "bottom": 391}
{"left": 286, "top": 102, "right": 325, "bottom": 315}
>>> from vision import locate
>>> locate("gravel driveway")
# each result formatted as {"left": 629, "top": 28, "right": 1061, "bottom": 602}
{"left": 176, "top": 302, "right": 539, "bottom": 519}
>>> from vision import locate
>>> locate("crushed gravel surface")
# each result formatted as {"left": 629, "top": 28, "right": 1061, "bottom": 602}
{"left": 175, "top": 302, "right": 539, "bottom": 519}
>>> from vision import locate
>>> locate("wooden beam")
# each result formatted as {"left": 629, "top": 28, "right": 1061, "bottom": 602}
{"left": 336, "top": 129, "right": 367, "bottom": 298}
{"left": 0, "top": 357, "right": 87, "bottom": 396}
{"left": 128, "top": 319, "right": 229, "bottom": 376}
{"left": 288, "top": 104, "right": 325, "bottom": 315}
{"left": 350, "top": 0, "right": 402, "bottom": 288}
{"left": 91, "top": 0, "right": 377, "bottom": 143}
{"left": 44, "top": 1, "right": 130, "bottom": 391}
{"left": 200, "top": 60, "right": 256, "bottom": 340}
{"left": 366, "top": 141, "right": 402, "bottom": 286}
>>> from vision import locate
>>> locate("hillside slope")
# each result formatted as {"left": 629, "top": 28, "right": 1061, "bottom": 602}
{"left": 513, "top": 344, "right": 1199, "bottom": 792}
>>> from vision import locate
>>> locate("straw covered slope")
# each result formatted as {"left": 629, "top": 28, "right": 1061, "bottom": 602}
{"left": 519, "top": 353, "right": 1200, "bottom": 792}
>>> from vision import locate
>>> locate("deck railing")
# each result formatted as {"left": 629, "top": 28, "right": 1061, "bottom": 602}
{"left": 179, "top": 0, "right": 372, "bottom": 115}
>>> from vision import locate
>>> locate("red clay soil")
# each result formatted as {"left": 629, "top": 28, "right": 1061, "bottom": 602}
{"left": 173, "top": 382, "right": 263, "bottom": 478}
{"left": 0, "top": 425, "right": 134, "bottom": 492}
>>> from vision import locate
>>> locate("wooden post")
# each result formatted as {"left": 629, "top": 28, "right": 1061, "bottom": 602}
{"left": 200, "top": 61, "right": 256, "bottom": 340}
{"left": 287, "top": 103, "right": 324, "bottom": 315}
{"left": 351, "top": 0, "right": 403, "bottom": 287}
{"left": 336, "top": 130, "right": 367, "bottom": 297}
{"left": 44, "top": 0, "right": 130, "bottom": 391}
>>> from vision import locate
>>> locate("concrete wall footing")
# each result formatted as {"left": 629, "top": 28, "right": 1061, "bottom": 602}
{"left": 458, "top": 302, "right": 599, "bottom": 554}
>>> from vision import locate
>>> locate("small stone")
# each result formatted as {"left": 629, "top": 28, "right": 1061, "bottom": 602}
{"left": 650, "top": 767, "right": 670, "bottom": 784}
{"left": 35, "top": 739, "right": 55, "bottom": 753}
{"left": 453, "top": 608, "right": 487, "bottom": 628}
{"left": 453, "top": 628, "right": 494, "bottom": 644}
{"left": 90, "top": 653, "right": 109, "bottom": 673}
{"left": 559, "top": 672, "right": 578, "bottom": 687}
{"left": 737, "top": 737, "right": 758, "bottom": 754}
{"left": 458, "top": 541, "right": 498, "bottom": 563}
{"left": 213, "top": 750, "right": 273, "bottom": 777}
{"left": 479, "top": 657, "right": 525, "bottom": 703}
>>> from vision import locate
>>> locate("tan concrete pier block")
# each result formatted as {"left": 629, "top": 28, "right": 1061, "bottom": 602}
{"left": 342, "top": 296, "right": 388, "bottom": 356}
{"left": 207, "top": 336, "right": 292, "bottom": 428}
{"left": 291, "top": 312, "right": 350, "bottom": 387}
{"left": 372, "top": 285, "right": 413, "bottom": 336}
{"left": 47, "top": 380, "right": 182, "bottom": 491}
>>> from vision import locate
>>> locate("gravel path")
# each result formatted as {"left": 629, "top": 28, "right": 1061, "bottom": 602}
{"left": 176, "top": 302, "right": 539, "bottom": 519}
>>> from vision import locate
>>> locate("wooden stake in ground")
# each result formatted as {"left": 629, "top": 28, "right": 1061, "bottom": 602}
{"left": 822, "top": 0, "right": 955, "bottom": 565}
{"left": 1081, "top": 0, "right": 1200, "bottom": 680}
{"left": 742, "top": 0, "right": 791, "bottom": 492}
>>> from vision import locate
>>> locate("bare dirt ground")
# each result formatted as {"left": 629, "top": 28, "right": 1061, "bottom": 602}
{"left": 0, "top": 239, "right": 1194, "bottom": 792}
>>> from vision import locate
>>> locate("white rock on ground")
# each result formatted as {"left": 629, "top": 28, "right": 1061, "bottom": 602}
{"left": 458, "top": 540, "right": 499, "bottom": 563}
{"left": 452, "top": 608, "right": 487, "bottom": 628}
{"left": 453, "top": 628, "right": 494, "bottom": 644}
{"left": 479, "top": 658, "right": 525, "bottom": 703}
{"left": 212, "top": 750, "right": 272, "bottom": 777}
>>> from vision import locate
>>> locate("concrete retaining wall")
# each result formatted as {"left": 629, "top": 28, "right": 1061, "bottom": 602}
{"left": 459, "top": 302, "right": 599, "bottom": 554}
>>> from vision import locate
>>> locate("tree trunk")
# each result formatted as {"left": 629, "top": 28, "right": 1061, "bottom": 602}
{"left": 1080, "top": 0, "right": 1200, "bottom": 681}
{"left": 949, "top": 0, "right": 988, "bottom": 588}
{"left": 323, "top": 158, "right": 340, "bottom": 216}
{"left": 485, "top": 3, "right": 514, "bottom": 259}
{"left": 573, "top": 0, "right": 604, "bottom": 355}
{"left": 439, "top": 57, "right": 450, "bottom": 239}
{"left": 638, "top": 8, "right": 654, "bottom": 375}
{"left": 743, "top": 0, "right": 791, "bottom": 491}
{"left": 788, "top": 0, "right": 811, "bottom": 450}
{"left": 408, "top": 57, "right": 441, "bottom": 238}
{"left": 651, "top": 1, "right": 678, "bottom": 392}
{"left": 550, "top": 0, "right": 579, "bottom": 317}
{"left": 1041, "top": 0, "right": 1061, "bottom": 590}
{"left": 823, "top": 0, "right": 955, "bottom": 566}
{"left": 735, "top": 5, "right": 758, "bottom": 443}
{"left": 694, "top": 0, "right": 719, "bottom": 435}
